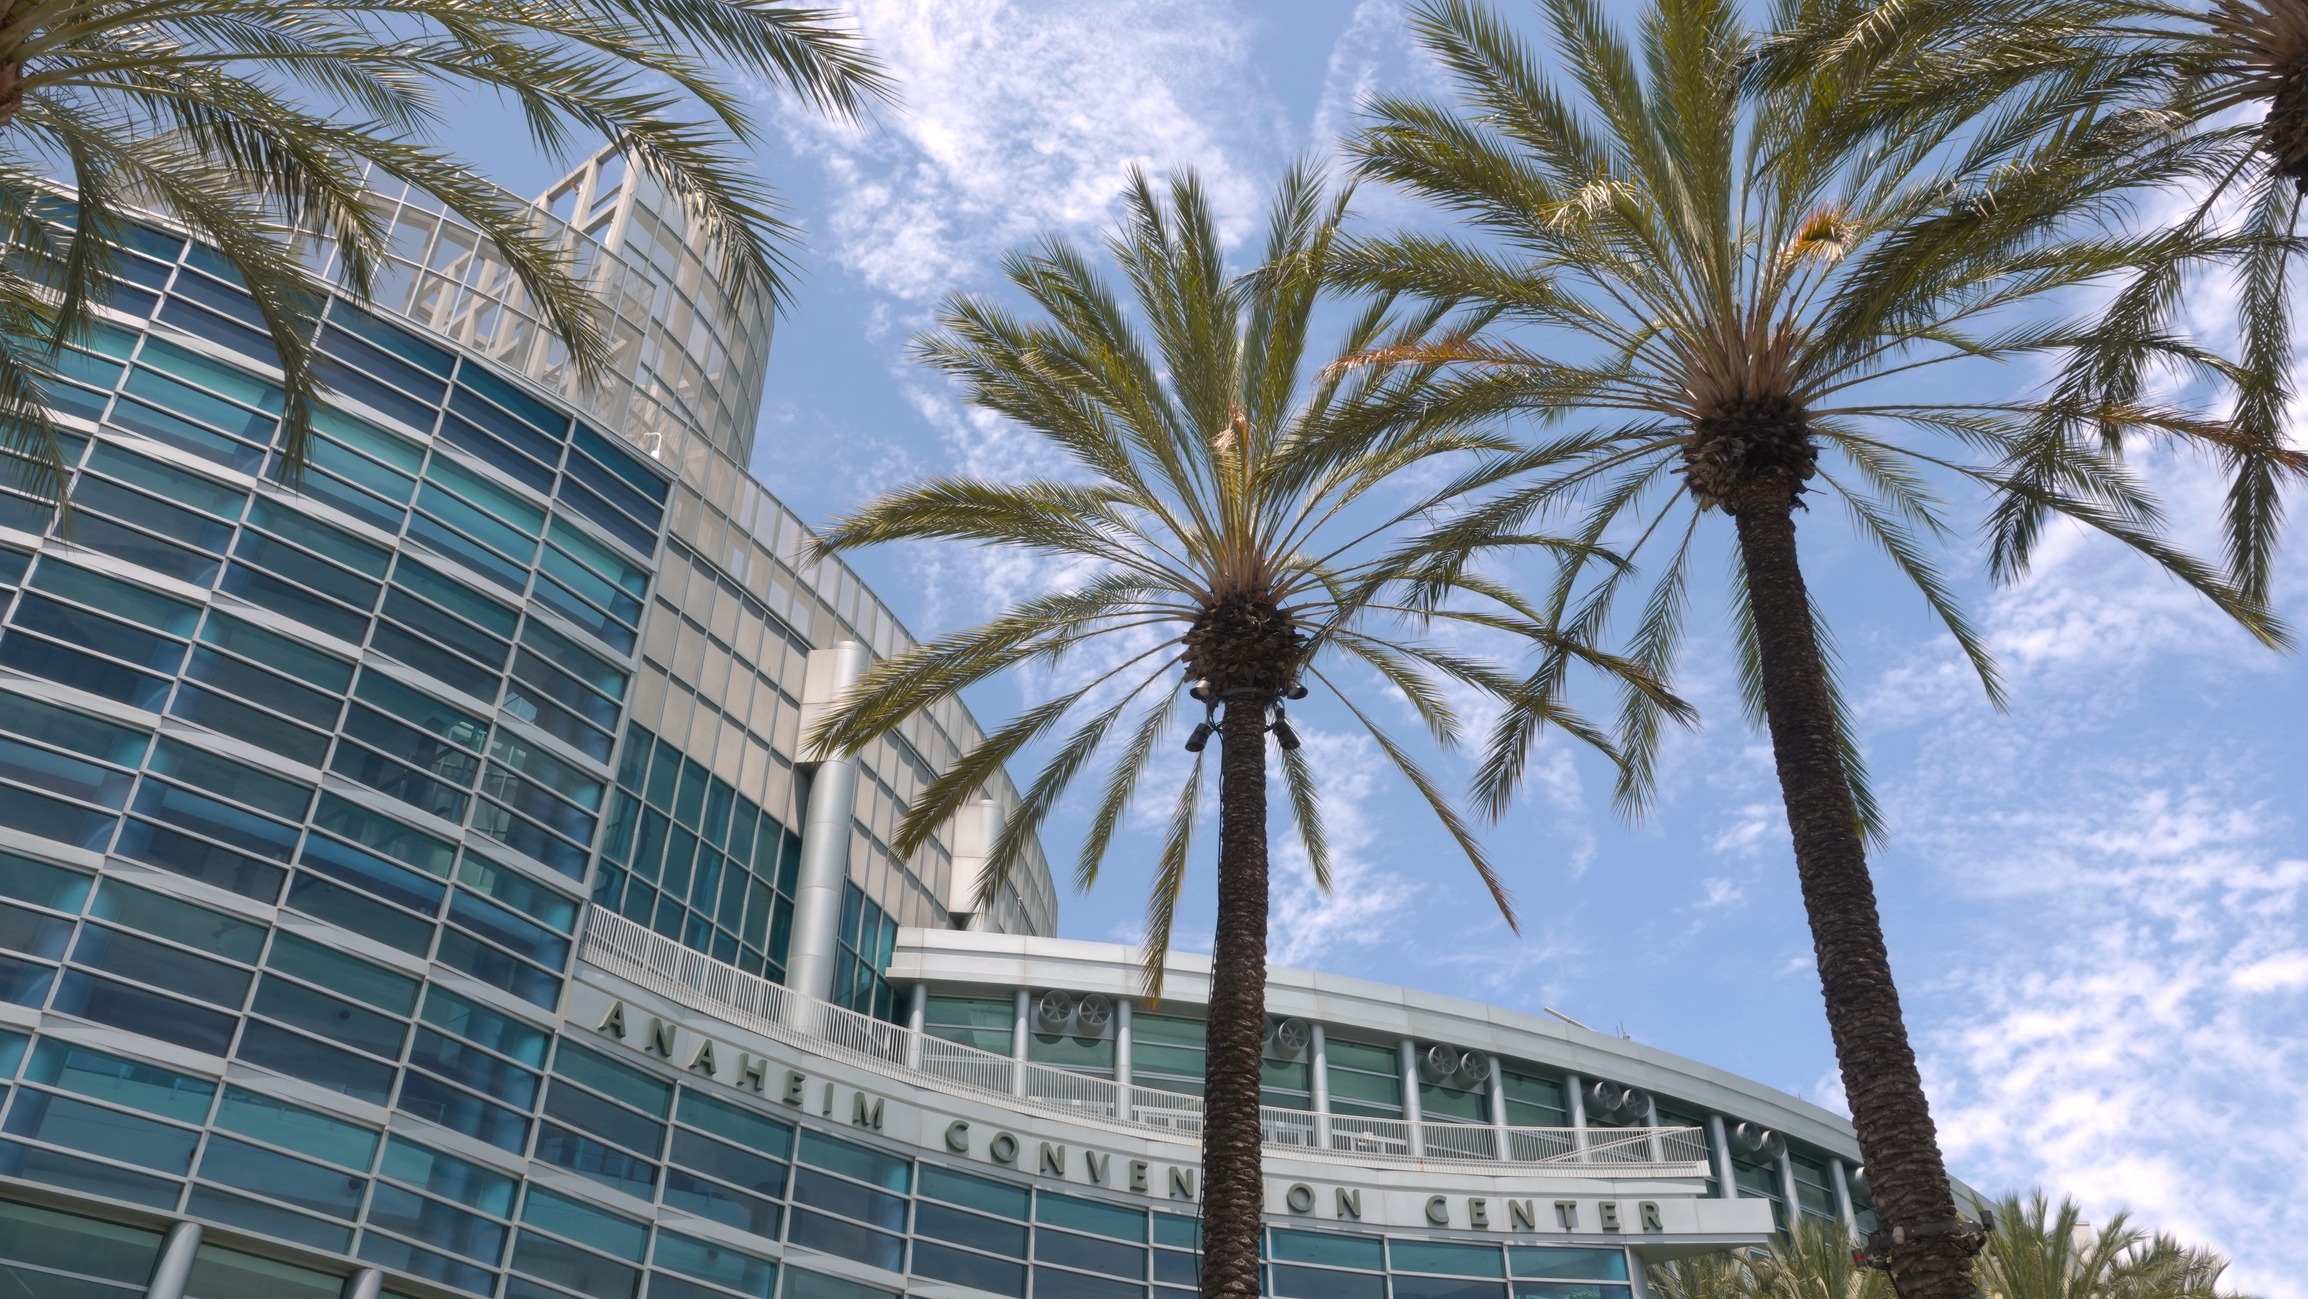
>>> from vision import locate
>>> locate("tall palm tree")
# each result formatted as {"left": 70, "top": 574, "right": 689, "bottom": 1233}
{"left": 1979, "top": 1193, "right": 2247, "bottom": 1299}
{"left": 0, "top": 0, "right": 890, "bottom": 505}
{"left": 1334, "top": 4, "right": 2295, "bottom": 1298}
{"left": 1755, "top": 0, "right": 2308, "bottom": 610}
{"left": 808, "top": 165, "right": 1675, "bottom": 1299}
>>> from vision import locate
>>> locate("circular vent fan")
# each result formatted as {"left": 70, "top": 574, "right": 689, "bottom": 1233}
{"left": 1034, "top": 989, "right": 1075, "bottom": 1030}
{"left": 1268, "top": 1017, "right": 1311, "bottom": 1058}
{"left": 1075, "top": 993, "right": 1114, "bottom": 1033}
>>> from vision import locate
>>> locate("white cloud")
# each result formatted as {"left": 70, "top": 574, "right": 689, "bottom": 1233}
{"left": 777, "top": 0, "right": 1277, "bottom": 304}
{"left": 1269, "top": 728, "right": 1424, "bottom": 968}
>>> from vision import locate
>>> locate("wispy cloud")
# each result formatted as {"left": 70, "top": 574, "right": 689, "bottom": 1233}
{"left": 777, "top": 0, "right": 1278, "bottom": 304}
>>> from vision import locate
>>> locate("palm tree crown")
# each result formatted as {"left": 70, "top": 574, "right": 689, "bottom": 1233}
{"left": 0, "top": 0, "right": 891, "bottom": 504}
{"left": 810, "top": 164, "right": 1668, "bottom": 1299}
{"left": 1758, "top": 0, "right": 2308, "bottom": 605}
{"left": 1333, "top": 2, "right": 2289, "bottom": 1297}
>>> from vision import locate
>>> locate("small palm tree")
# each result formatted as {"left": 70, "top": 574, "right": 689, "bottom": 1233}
{"left": 1650, "top": 1219, "right": 1893, "bottom": 1299}
{"left": 0, "top": 0, "right": 890, "bottom": 504}
{"left": 1335, "top": 4, "right": 2293, "bottom": 1299}
{"left": 809, "top": 165, "right": 1672, "bottom": 1299}
{"left": 1980, "top": 1193, "right": 2248, "bottom": 1299}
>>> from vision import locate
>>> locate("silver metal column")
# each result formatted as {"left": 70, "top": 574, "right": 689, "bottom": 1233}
{"left": 905, "top": 982, "right": 927, "bottom": 1068}
{"left": 1309, "top": 1024, "right": 1331, "bottom": 1149}
{"left": 1832, "top": 1157, "right": 1858, "bottom": 1233}
{"left": 1114, "top": 997, "right": 1134, "bottom": 1123}
{"left": 1565, "top": 1071, "right": 1588, "bottom": 1157}
{"left": 1398, "top": 1038, "right": 1423, "bottom": 1158}
{"left": 1708, "top": 1114, "right": 1738, "bottom": 1197}
{"left": 1486, "top": 1055, "right": 1509, "bottom": 1160}
{"left": 144, "top": 1221, "right": 201, "bottom": 1299}
{"left": 341, "top": 1268, "right": 383, "bottom": 1299}
{"left": 785, "top": 639, "right": 869, "bottom": 1003}
{"left": 1779, "top": 1148, "right": 1803, "bottom": 1225}
{"left": 1010, "top": 988, "right": 1030, "bottom": 1097}
{"left": 1643, "top": 1092, "right": 1666, "bottom": 1164}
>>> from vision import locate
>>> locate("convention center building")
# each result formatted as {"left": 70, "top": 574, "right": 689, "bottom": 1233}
{"left": 0, "top": 154, "right": 1898, "bottom": 1299}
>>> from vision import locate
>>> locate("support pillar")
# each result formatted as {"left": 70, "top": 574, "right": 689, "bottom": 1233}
{"left": 1398, "top": 1038, "right": 1423, "bottom": 1158}
{"left": 341, "top": 1269, "right": 383, "bottom": 1299}
{"left": 1832, "top": 1157, "right": 1858, "bottom": 1234}
{"left": 1779, "top": 1148, "right": 1802, "bottom": 1227}
{"left": 1565, "top": 1071, "right": 1588, "bottom": 1159}
{"left": 786, "top": 640, "right": 870, "bottom": 1003}
{"left": 1114, "top": 997, "right": 1134, "bottom": 1123}
{"left": 1486, "top": 1055, "right": 1510, "bottom": 1161}
{"left": 1708, "top": 1114, "right": 1738, "bottom": 1198}
{"left": 144, "top": 1221, "right": 200, "bottom": 1299}
{"left": 905, "top": 982, "right": 927, "bottom": 1068}
{"left": 1011, "top": 988, "right": 1030, "bottom": 1097}
{"left": 1309, "top": 1024, "right": 1331, "bottom": 1150}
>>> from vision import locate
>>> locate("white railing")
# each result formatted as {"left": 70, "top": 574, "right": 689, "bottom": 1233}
{"left": 580, "top": 907, "right": 1711, "bottom": 1176}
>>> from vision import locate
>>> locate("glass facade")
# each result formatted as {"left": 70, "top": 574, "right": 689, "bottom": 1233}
{"left": 0, "top": 144, "right": 1877, "bottom": 1299}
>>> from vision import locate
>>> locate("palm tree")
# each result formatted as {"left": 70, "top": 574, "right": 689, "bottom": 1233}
{"left": 808, "top": 165, "right": 1674, "bottom": 1299}
{"left": 0, "top": 0, "right": 890, "bottom": 506}
{"left": 1333, "top": 4, "right": 2295, "bottom": 1298}
{"left": 1755, "top": 0, "right": 2308, "bottom": 609}
{"left": 1652, "top": 1199, "right": 2248, "bottom": 1299}
{"left": 1979, "top": 1193, "right": 2247, "bottom": 1299}
{"left": 1651, "top": 1219, "right": 1893, "bottom": 1299}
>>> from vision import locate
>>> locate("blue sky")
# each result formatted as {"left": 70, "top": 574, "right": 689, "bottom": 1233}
{"left": 473, "top": 2, "right": 2307, "bottom": 1289}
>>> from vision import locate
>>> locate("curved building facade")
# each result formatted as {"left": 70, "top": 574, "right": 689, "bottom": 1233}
{"left": 0, "top": 157, "right": 1897, "bottom": 1299}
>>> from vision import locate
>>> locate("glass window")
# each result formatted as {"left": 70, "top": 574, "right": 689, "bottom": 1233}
{"left": 353, "top": 670, "right": 488, "bottom": 751}
{"left": 214, "top": 1084, "right": 378, "bottom": 1169}
{"left": 266, "top": 930, "right": 419, "bottom": 1013}
{"left": 0, "top": 1197, "right": 162, "bottom": 1284}
{"left": 198, "top": 613, "right": 353, "bottom": 692}
{"left": 3, "top": 1089, "right": 200, "bottom": 1173}
{"left": 197, "top": 1134, "right": 365, "bottom": 1217}
{"left": 1130, "top": 1013, "right": 1204, "bottom": 1094}
{"left": 148, "top": 737, "right": 313, "bottom": 820}
{"left": 90, "top": 880, "right": 265, "bottom": 960}
{"left": 380, "top": 1134, "right": 516, "bottom": 1216}
{"left": 182, "top": 1243, "right": 340, "bottom": 1299}
{"left": 0, "top": 852, "right": 94, "bottom": 911}
{"left": 71, "top": 925, "right": 251, "bottom": 1007}
{"left": 26, "top": 1038, "right": 215, "bottom": 1122}
{"left": 136, "top": 338, "right": 283, "bottom": 413}
{"left": 457, "top": 854, "right": 577, "bottom": 932}
{"left": 553, "top": 1040, "right": 670, "bottom": 1116}
{"left": 313, "top": 793, "right": 456, "bottom": 876}
{"left": 394, "top": 557, "right": 518, "bottom": 636}
{"left": 314, "top": 405, "right": 423, "bottom": 472}
{"left": 421, "top": 986, "right": 547, "bottom": 1065}
{"left": 782, "top": 1270, "right": 900, "bottom": 1299}
{"left": 677, "top": 1088, "right": 793, "bottom": 1158}
{"left": 245, "top": 499, "right": 390, "bottom": 576}
{"left": 30, "top": 558, "right": 198, "bottom": 633}
{"left": 427, "top": 456, "right": 544, "bottom": 537}
{"left": 1271, "top": 1229, "right": 1384, "bottom": 1269}
{"left": 0, "top": 691, "right": 146, "bottom": 769}
{"left": 668, "top": 1127, "right": 787, "bottom": 1197}
{"left": 654, "top": 1231, "right": 777, "bottom": 1298}
{"left": 1391, "top": 1241, "right": 1505, "bottom": 1277}
{"left": 919, "top": 1161, "right": 1029, "bottom": 1219}
{"left": 521, "top": 1187, "right": 647, "bottom": 1261}
{"left": 1326, "top": 1038, "right": 1403, "bottom": 1118}
{"left": 1038, "top": 1191, "right": 1145, "bottom": 1241}
{"left": 1508, "top": 1249, "right": 1630, "bottom": 1281}
{"left": 511, "top": 1232, "right": 638, "bottom": 1299}
{"left": 797, "top": 1128, "right": 911, "bottom": 1192}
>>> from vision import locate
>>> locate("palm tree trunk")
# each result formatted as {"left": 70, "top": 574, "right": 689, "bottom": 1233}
{"left": 1731, "top": 501, "right": 1972, "bottom": 1299}
{"left": 1199, "top": 696, "right": 1270, "bottom": 1299}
